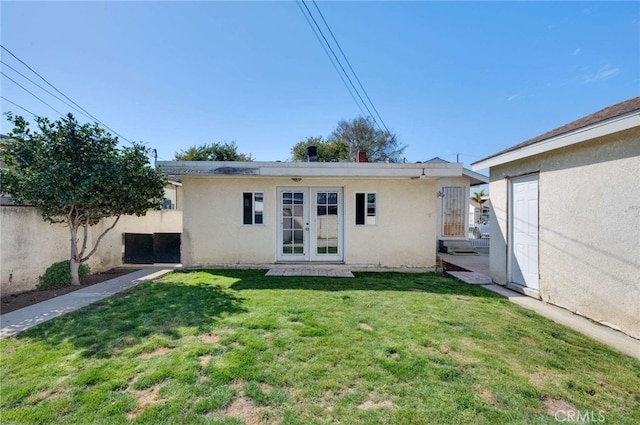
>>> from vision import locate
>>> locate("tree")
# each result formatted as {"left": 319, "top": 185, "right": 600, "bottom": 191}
{"left": 331, "top": 117, "right": 405, "bottom": 162}
{"left": 290, "top": 117, "right": 405, "bottom": 162}
{"left": 290, "top": 136, "right": 349, "bottom": 162}
{"left": 174, "top": 141, "right": 253, "bottom": 161}
{"left": 472, "top": 190, "right": 487, "bottom": 223}
{"left": 1, "top": 113, "right": 167, "bottom": 285}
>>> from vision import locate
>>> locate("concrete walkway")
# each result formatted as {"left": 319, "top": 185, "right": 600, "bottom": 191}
{"left": 439, "top": 249, "right": 639, "bottom": 360}
{"left": 0, "top": 267, "right": 175, "bottom": 339}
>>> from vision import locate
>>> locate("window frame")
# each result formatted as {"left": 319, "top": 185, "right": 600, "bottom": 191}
{"left": 355, "top": 192, "right": 376, "bottom": 225}
{"left": 242, "top": 191, "right": 264, "bottom": 225}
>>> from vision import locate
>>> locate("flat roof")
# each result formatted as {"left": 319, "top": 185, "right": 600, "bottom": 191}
{"left": 158, "top": 160, "right": 488, "bottom": 183}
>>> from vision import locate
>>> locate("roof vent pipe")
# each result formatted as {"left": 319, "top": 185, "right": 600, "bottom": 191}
{"left": 307, "top": 146, "right": 318, "bottom": 162}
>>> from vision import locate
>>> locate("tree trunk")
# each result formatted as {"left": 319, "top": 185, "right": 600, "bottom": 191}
{"left": 70, "top": 221, "right": 81, "bottom": 286}
{"left": 70, "top": 257, "right": 81, "bottom": 286}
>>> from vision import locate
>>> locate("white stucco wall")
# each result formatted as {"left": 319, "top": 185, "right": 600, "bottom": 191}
{"left": 488, "top": 127, "right": 640, "bottom": 338}
{"left": 181, "top": 176, "right": 438, "bottom": 269}
{"left": 1, "top": 207, "right": 182, "bottom": 295}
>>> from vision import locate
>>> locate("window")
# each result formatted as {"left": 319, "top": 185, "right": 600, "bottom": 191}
{"left": 243, "top": 192, "right": 264, "bottom": 224}
{"left": 163, "top": 187, "right": 177, "bottom": 210}
{"left": 355, "top": 192, "right": 376, "bottom": 225}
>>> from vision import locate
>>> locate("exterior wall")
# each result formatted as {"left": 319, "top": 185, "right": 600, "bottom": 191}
{"left": 0, "top": 207, "right": 182, "bottom": 295}
{"left": 489, "top": 127, "right": 640, "bottom": 338}
{"left": 181, "top": 176, "right": 438, "bottom": 269}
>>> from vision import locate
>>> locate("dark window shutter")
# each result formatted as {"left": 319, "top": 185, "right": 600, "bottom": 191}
{"left": 355, "top": 193, "right": 365, "bottom": 225}
{"left": 243, "top": 192, "right": 252, "bottom": 224}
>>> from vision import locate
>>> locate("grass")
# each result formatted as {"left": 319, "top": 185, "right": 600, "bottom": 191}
{"left": 1, "top": 270, "right": 639, "bottom": 424}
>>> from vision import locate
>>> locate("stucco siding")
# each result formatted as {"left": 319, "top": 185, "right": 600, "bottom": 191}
{"left": 181, "top": 177, "right": 438, "bottom": 269}
{"left": 488, "top": 127, "right": 640, "bottom": 338}
{"left": 1, "top": 207, "right": 182, "bottom": 295}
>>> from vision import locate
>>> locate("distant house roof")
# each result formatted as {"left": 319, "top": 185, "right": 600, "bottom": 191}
{"left": 472, "top": 96, "right": 640, "bottom": 170}
{"left": 423, "top": 157, "right": 488, "bottom": 186}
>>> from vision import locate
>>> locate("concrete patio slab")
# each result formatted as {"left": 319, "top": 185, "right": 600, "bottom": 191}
{"left": 0, "top": 267, "right": 175, "bottom": 339}
{"left": 266, "top": 267, "right": 354, "bottom": 277}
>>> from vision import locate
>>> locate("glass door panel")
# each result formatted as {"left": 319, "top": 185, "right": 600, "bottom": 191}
{"left": 280, "top": 190, "right": 307, "bottom": 258}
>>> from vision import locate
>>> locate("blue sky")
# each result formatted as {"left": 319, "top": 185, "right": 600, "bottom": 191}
{"left": 1, "top": 1, "right": 638, "bottom": 170}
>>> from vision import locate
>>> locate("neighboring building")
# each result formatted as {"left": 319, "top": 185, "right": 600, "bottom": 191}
{"left": 472, "top": 96, "right": 640, "bottom": 338}
{"left": 158, "top": 159, "right": 487, "bottom": 270}
{"left": 469, "top": 195, "right": 491, "bottom": 239}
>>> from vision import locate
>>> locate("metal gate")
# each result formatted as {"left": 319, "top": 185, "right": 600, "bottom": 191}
{"left": 124, "top": 233, "right": 181, "bottom": 264}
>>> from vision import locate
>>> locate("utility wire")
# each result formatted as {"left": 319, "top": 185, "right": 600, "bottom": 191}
{"left": 0, "top": 45, "right": 136, "bottom": 145}
{"left": 0, "top": 95, "right": 38, "bottom": 117}
{"left": 1, "top": 60, "right": 94, "bottom": 122}
{"left": 295, "top": 1, "right": 368, "bottom": 119}
{"left": 1, "top": 71, "right": 65, "bottom": 117}
{"left": 297, "top": 0, "right": 382, "bottom": 131}
{"left": 311, "top": 0, "right": 391, "bottom": 135}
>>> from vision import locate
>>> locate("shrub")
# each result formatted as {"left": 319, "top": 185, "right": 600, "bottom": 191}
{"left": 37, "top": 260, "right": 91, "bottom": 290}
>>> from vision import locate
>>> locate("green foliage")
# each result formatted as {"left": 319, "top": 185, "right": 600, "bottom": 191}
{"left": 332, "top": 117, "right": 406, "bottom": 162}
{"left": 1, "top": 113, "right": 167, "bottom": 284}
{"left": 37, "top": 260, "right": 90, "bottom": 289}
{"left": 290, "top": 117, "right": 406, "bottom": 162}
{"left": 290, "top": 136, "right": 349, "bottom": 162}
{"left": 1, "top": 113, "right": 167, "bottom": 225}
{"left": 174, "top": 141, "right": 252, "bottom": 161}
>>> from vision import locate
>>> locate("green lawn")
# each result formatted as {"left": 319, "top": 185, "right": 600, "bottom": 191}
{"left": 1, "top": 270, "right": 639, "bottom": 424}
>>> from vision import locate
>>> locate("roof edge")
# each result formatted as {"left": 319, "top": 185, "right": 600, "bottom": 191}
{"left": 472, "top": 110, "right": 640, "bottom": 171}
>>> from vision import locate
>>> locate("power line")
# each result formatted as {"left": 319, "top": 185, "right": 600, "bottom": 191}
{"left": 1, "top": 71, "right": 65, "bottom": 117}
{"left": 1, "top": 60, "right": 94, "bottom": 122}
{"left": 0, "top": 95, "right": 38, "bottom": 117}
{"left": 294, "top": 1, "right": 368, "bottom": 119}
{"left": 0, "top": 44, "right": 135, "bottom": 145}
{"left": 311, "top": 0, "right": 391, "bottom": 135}
{"left": 297, "top": 0, "right": 382, "bottom": 131}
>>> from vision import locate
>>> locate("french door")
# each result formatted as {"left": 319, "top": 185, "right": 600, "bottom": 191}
{"left": 277, "top": 187, "right": 343, "bottom": 262}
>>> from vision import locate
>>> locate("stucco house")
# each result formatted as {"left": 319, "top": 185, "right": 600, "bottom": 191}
{"left": 158, "top": 158, "right": 487, "bottom": 270}
{"left": 472, "top": 96, "right": 640, "bottom": 339}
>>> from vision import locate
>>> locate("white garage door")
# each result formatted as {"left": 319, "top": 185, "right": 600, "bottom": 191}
{"left": 510, "top": 175, "right": 539, "bottom": 290}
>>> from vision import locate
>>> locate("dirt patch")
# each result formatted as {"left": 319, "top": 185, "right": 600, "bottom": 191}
{"left": 357, "top": 392, "right": 396, "bottom": 410}
{"left": 542, "top": 397, "right": 578, "bottom": 420}
{"left": 1, "top": 268, "right": 140, "bottom": 314}
{"left": 199, "top": 354, "right": 213, "bottom": 368}
{"left": 137, "top": 347, "right": 172, "bottom": 359}
{"left": 223, "top": 396, "right": 263, "bottom": 425}
{"left": 199, "top": 333, "right": 222, "bottom": 344}
{"left": 411, "top": 288, "right": 426, "bottom": 292}
{"left": 30, "top": 387, "right": 68, "bottom": 404}
{"left": 442, "top": 261, "right": 469, "bottom": 272}
{"left": 127, "top": 384, "right": 162, "bottom": 420}
{"left": 358, "top": 323, "right": 373, "bottom": 331}
{"left": 473, "top": 386, "right": 497, "bottom": 405}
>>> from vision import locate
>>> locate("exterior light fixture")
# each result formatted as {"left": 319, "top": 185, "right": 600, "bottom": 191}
{"left": 291, "top": 177, "right": 302, "bottom": 182}
{"left": 437, "top": 190, "right": 446, "bottom": 198}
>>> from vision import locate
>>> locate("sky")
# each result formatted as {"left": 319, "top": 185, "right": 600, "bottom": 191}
{"left": 1, "top": 1, "right": 638, "bottom": 172}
